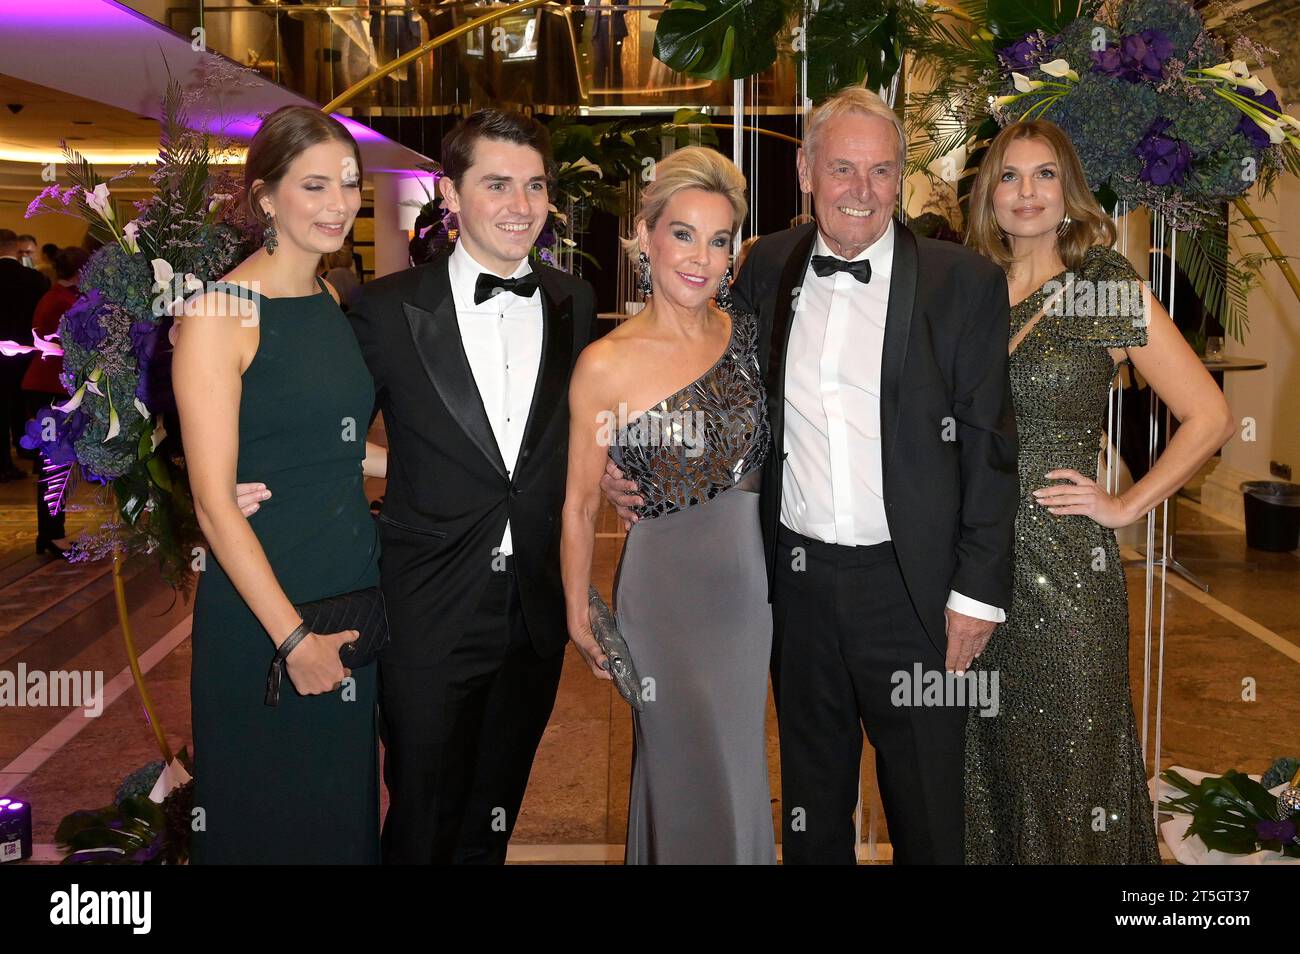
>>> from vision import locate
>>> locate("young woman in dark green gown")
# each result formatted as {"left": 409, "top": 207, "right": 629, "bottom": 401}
{"left": 962, "top": 120, "right": 1234, "bottom": 864}
{"left": 174, "top": 107, "right": 387, "bottom": 864}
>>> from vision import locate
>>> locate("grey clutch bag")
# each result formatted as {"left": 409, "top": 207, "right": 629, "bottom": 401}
{"left": 587, "top": 586, "right": 643, "bottom": 711}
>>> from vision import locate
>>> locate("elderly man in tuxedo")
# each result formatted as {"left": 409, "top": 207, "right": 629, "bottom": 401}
{"left": 604, "top": 87, "right": 1018, "bottom": 864}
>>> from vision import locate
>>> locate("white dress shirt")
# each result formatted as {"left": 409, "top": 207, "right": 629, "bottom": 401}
{"left": 780, "top": 221, "right": 1004, "bottom": 623}
{"left": 447, "top": 241, "right": 544, "bottom": 557}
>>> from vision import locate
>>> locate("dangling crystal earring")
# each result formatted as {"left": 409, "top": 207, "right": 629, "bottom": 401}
{"left": 637, "top": 251, "right": 652, "bottom": 297}
{"left": 263, "top": 213, "right": 278, "bottom": 256}
{"left": 1057, "top": 213, "right": 1072, "bottom": 237}
{"left": 715, "top": 265, "right": 734, "bottom": 311}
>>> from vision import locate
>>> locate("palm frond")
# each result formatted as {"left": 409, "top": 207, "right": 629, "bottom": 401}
{"left": 1176, "top": 224, "right": 1254, "bottom": 342}
{"left": 57, "top": 141, "right": 118, "bottom": 245}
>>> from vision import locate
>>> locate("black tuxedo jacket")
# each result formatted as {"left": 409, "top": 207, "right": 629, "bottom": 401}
{"left": 732, "top": 220, "right": 1018, "bottom": 653}
{"left": 349, "top": 256, "right": 597, "bottom": 666}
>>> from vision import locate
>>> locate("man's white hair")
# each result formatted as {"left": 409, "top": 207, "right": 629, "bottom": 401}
{"left": 804, "top": 86, "right": 907, "bottom": 166}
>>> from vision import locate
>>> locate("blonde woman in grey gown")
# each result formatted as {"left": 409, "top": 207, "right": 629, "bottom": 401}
{"left": 561, "top": 147, "right": 776, "bottom": 864}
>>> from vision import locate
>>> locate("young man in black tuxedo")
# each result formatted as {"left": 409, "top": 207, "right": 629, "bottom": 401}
{"left": 241, "top": 110, "right": 597, "bottom": 863}
{"left": 358, "top": 111, "right": 596, "bottom": 864}
{"left": 603, "top": 88, "right": 1018, "bottom": 864}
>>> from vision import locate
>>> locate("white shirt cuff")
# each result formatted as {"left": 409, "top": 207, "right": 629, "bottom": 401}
{"left": 946, "top": 590, "right": 1005, "bottom": 623}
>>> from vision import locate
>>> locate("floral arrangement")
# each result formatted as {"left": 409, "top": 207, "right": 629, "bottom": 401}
{"left": 18, "top": 76, "right": 258, "bottom": 589}
{"left": 986, "top": 0, "right": 1300, "bottom": 227}
{"left": 1162, "top": 759, "right": 1300, "bottom": 858}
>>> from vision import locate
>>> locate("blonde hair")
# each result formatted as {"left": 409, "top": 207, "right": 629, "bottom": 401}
{"left": 805, "top": 86, "right": 906, "bottom": 165}
{"left": 622, "top": 146, "right": 748, "bottom": 261}
{"left": 966, "top": 119, "right": 1116, "bottom": 273}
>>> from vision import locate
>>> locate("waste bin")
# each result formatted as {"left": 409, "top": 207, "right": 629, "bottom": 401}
{"left": 1240, "top": 481, "right": 1300, "bottom": 552}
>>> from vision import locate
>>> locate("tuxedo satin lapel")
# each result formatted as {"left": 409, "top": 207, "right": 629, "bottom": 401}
{"left": 517, "top": 268, "right": 573, "bottom": 475}
{"left": 880, "top": 220, "right": 918, "bottom": 477}
{"left": 767, "top": 225, "right": 819, "bottom": 404}
{"left": 404, "top": 260, "right": 508, "bottom": 479}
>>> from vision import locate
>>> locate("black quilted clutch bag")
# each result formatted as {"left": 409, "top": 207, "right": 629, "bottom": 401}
{"left": 294, "top": 585, "right": 390, "bottom": 669}
{"left": 264, "top": 586, "right": 390, "bottom": 707}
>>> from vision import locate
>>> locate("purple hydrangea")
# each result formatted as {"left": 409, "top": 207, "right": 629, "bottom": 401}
{"left": 19, "top": 406, "right": 88, "bottom": 466}
{"left": 1091, "top": 29, "right": 1174, "bottom": 83}
{"left": 130, "top": 318, "right": 174, "bottom": 413}
{"left": 1235, "top": 87, "right": 1281, "bottom": 150}
{"left": 60, "top": 288, "right": 107, "bottom": 352}
{"left": 998, "top": 33, "right": 1057, "bottom": 72}
{"left": 1136, "top": 118, "right": 1193, "bottom": 185}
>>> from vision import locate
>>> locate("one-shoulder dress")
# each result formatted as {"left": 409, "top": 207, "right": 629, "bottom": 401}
{"left": 609, "top": 306, "right": 776, "bottom": 865}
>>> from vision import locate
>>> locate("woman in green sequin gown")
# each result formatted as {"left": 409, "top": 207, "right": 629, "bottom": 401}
{"left": 962, "top": 121, "right": 1234, "bottom": 864}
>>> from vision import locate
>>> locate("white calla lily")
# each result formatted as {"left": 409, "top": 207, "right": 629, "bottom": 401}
{"left": 133, "top": 397, "right": 150, "bottom": 421}
{"left": 151, "top": 416, "right": 167, "bottom": 453}
{"left": 54, "top": 383, "right": 86, "bottom": 413}
{"left": 32, "top": 330, "right": 62, "bottom": 358}
{"left": 104, "top": 405, "right": 120, "bottom": 442}
{"left": 1039, "top": 59, "right": 1078, "bottom": 81}
{"left": 84, "top": 183, "right": 113, "bottom": 218}
{"left": 1012, "top": 72, "right": 1035, "bottom": 93}
{"left": 151, "top": 258, "right": 174, "bottom": 288}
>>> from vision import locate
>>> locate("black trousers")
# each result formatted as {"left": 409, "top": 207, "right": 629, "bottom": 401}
{"left": 25, "top": 393, "right": 65, "bottom": 541}
{"left": 0, "top": 355, "right": 31, "bottom": 469}
{"left": 378, "top": 560, "right": 565, "bottom": 864}
{"left": 772, "top": 525, "right": 966, "bottom": 865}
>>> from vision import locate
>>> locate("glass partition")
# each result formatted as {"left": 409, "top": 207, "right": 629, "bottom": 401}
{"left": 148, "top": 2, "right": 803, "bottom": 116}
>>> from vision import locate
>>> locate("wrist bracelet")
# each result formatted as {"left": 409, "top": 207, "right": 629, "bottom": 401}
{"left": 265, "top": 620, "right": 311, "bottom": 707}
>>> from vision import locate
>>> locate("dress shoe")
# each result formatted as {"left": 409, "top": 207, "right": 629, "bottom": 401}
{"left": 36, "top": 537, "right": 72, "bottom": 559}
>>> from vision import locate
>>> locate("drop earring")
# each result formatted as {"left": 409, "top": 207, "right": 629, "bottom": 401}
{"left": 637, "top": 250, "right": 652, "bottom": 297}
{"left": 715, "top": 265, "right": 734, "bottom": 311}
{"left": 1057, "top": 213, "right": 1072, "bottom": 237}
{"left": 263, "top": 212, "right": 278, "bottom": 255}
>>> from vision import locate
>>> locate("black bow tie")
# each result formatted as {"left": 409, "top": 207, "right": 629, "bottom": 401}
{"left": 810, "top": 254, "right": 872, "bottom": 284}
{"left": 474, "top": 272, "right": 539, "bottom": 305}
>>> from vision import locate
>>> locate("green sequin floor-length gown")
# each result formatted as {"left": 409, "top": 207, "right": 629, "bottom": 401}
{"left": 189, "top": 277, "right": 380, "bottom": 865}
{"left": 965, "top": 246, "right": 1161, "bottom": 865}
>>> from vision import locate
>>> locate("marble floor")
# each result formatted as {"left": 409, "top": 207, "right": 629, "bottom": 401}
{"left": 1, "top": 434, "right": 1297, "bottom": 864}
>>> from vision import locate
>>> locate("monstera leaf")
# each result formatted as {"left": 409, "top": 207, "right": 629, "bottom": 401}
{"left": 805, "top": 0, "right": 901, "bottom": 103}
{"left": 653, "top": 0, "right": 793, "bottom": 81}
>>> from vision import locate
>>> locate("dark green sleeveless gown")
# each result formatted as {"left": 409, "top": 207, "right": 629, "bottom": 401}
{"left": 190, "top": 276, "right": 380, "bottom": 864}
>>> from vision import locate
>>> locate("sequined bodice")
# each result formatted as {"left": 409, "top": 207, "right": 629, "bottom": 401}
{"left": 609, "top": 308, "right": 770, "bottom": 520}
{"left": 1008, "top": 246, "right": 1149, "bottom": 471}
